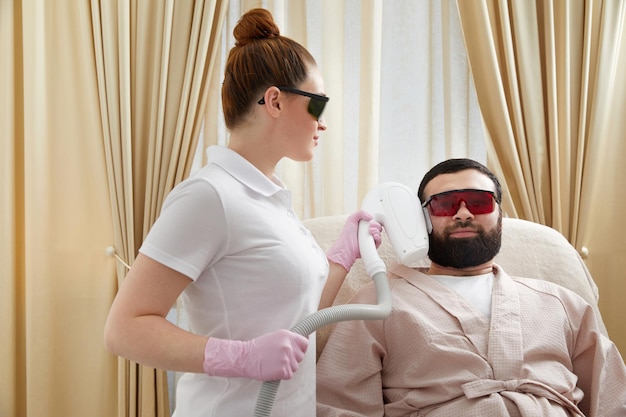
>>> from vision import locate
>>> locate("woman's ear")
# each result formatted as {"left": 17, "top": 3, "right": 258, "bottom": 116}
{"left": 260, "top": 86, "right": 282, "bottom": 118}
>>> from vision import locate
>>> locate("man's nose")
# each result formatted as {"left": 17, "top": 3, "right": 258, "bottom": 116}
{"left": 453, "top": 201, "right": 474, "bottom": 220}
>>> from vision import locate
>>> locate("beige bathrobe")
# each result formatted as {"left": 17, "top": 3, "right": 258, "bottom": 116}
{"left": 316, "top": 265, "right": 626, "bottom": 416}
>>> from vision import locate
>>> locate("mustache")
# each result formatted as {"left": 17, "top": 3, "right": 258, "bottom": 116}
{"left": 444, "top": 221, "right": 483, "bottom": 234}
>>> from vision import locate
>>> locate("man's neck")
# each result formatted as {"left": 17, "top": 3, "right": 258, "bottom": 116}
{"left": 427, "top": 261, "right": 494, "bottom": 277}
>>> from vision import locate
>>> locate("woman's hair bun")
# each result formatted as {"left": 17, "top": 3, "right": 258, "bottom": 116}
{"left": 233, "top": 8, "right": 281, "bottom": 46}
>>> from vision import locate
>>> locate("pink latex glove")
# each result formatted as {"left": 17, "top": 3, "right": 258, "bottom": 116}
{"left": 203, "top": 329, "right": 308, "bottom": 381}
{"left": 326, "top": 210, "right": 382, "bottom": 271}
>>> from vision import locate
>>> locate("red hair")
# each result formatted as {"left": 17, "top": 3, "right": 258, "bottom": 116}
{"left": 221, "top": 8, "right": 317, "bottom": 129}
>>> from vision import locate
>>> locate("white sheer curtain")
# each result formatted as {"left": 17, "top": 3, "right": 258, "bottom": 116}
{"left": 199, "top": 0, "right": 486, "bottom": 218}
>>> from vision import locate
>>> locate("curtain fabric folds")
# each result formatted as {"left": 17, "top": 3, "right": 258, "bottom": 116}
{"left": 3, "top": 1, "right": 125, "bottom": 416}
{"left": 456, "top": 0, "right": 626, "bottom": 241}
{"left": 90, "top": 0, "right": 228, "bottom": 415}
{"left": 1, "top": 1, "right": 19, "bottom": 415}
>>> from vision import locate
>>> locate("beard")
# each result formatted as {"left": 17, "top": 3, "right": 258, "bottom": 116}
{"left": 427, "top": 217, "right": 502, "bottom": 269}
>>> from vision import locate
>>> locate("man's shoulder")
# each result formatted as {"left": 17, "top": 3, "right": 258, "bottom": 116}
{"left": 507, "top": 273, "right": 589, "bottom": 305}
{"left": 347, "top": 270, "right": 425, "bottom": 303}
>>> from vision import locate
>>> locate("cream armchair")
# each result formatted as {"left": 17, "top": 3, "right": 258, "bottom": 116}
{"left": 303, "top": 216, "right": 607, "bottom": 360}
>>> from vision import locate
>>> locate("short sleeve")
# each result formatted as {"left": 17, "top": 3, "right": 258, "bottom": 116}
{"left": 139, "top": 179, "right": 228, "bottom": 280}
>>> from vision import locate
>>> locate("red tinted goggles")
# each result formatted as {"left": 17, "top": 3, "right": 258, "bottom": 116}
{"left": 422, "top": 189, "right": 497, "bottom": 217}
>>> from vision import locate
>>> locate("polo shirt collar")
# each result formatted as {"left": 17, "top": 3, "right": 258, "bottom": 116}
{"left": 206, "top": 145, "right": 285, "bottom": 197}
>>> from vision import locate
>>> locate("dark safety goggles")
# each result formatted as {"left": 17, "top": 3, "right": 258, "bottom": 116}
{"left": 258, "top": 86, "right": 329, "bottom": 119}
{"left": 422, "top": 189, "right": 498, "bottom": 217}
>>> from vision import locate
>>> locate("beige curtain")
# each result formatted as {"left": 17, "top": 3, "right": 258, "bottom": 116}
{"left": 1, "top": 1, "right": 227, "bottom": 416}
{"left": 457, "top": 0, "right": 626, "bottom": 356}
{"left": 1, "top": 0, "right": 19, "bottom": 414}
{"left": 457, "top": 0, "right": 625, "bottom": 238}
{"left": 2, "top": 1, "right": 122, "bottom": 416}
{"left": 91, "top": 0, "right": 228, "bottom": 416}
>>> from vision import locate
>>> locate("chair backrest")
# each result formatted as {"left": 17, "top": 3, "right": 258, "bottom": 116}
{"left": 304, "top": 216, "right": 607, "bottom": 359}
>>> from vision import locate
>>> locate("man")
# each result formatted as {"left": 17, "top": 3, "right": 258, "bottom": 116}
{"left": 316, "top": 158, "right": 626, "bottom": 416}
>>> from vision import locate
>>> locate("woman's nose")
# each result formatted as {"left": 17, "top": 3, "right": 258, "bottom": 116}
{"left": 317, "top": 117, "right": 327, "bottom": 130}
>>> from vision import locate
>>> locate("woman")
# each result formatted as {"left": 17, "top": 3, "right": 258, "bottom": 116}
{"left": 103, "top": 8, "right": 380, "bottom": 417}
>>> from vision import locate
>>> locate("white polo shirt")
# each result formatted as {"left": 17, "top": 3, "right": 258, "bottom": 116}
{"left": 140, "top": 145, "right": 328, "bottom": 417}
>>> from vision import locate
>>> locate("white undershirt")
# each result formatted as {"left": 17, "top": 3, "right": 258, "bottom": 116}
{"left": 429, "top": 272, "right": 494, "bottom": 318}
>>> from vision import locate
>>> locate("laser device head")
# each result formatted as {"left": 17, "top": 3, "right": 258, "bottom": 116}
{"left": 359, "top": 182, "right": 429, "bottom": 276}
